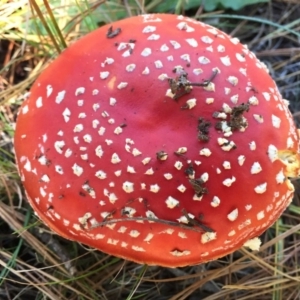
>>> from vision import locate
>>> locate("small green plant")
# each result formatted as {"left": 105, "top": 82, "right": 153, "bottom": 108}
{"left": 151, "top": 0, "right": 269, "bottom": 13}
{"left": 200, "top": 0, "right": 269, "bottom": 11}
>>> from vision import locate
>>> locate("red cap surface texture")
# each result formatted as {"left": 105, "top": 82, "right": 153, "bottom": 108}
{"left": 14, "top": 14, "right": 300, "bottom": 267}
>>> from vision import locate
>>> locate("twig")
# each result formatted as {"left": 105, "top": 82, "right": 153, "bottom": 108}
{"left": 90, "top": 217, "right": 207, "bottom": 233}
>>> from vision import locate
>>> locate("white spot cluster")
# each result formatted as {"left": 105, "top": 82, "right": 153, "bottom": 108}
{"left": 15, "top": 14, "right": 299, "bottom": 265}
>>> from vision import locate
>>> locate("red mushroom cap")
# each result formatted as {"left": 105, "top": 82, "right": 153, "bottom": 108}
{"left": 14, "top": 14, "right": 300, "bottom": 267}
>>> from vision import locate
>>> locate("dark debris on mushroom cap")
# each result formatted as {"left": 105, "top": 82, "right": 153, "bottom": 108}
{"left": 14, "top": 14, "right": 300, "bottom": 267}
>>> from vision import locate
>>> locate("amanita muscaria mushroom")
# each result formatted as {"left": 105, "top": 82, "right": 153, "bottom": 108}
{"left": 14, "top": 14, "right": 300, "bottom": 267}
